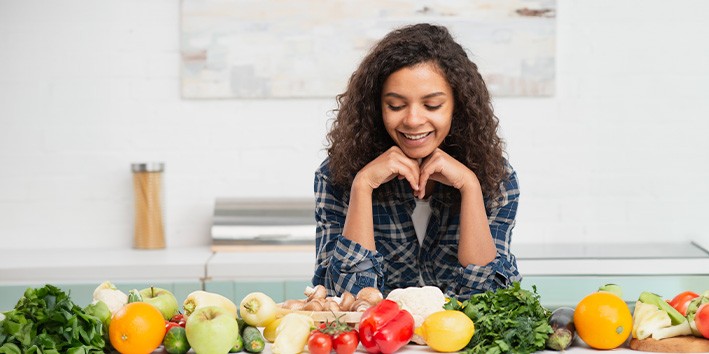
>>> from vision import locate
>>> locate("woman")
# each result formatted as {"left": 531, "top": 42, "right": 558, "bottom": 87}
{"left": 312, "top": 23, "right": 521, "bottom": 299}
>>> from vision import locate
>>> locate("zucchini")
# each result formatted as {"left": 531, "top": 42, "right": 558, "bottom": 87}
{"left": 546, "top": 306, "right": 576, "bottom": 351}
{"left": 242, "top": 325, "right": 265, "bottom": 353}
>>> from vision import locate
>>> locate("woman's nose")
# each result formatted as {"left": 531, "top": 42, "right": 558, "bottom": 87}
{"left": 403, "top": 105, "right": 425, "bottom": 126}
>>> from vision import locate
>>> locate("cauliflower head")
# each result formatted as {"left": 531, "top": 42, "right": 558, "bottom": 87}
{"left": 386, "top": 286, "right": 446, "bottom": 345}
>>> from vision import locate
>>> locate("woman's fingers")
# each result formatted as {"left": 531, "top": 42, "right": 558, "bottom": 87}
{"left": 418, "top": 149, "right": 472, "bottom": 196}
{"left": 362, "top": 146, "right": 420, "bottom": 191}
{"left": 390, "top": 150, "right": 420, "bottom": 191}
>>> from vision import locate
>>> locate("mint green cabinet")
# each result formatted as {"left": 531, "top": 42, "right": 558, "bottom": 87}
{"left": 524, "top": 275, "right": 709, "bottom": 308}
{"left": 204, "top": 279, "right": 312, "bottom": 305}
{"left": 3, "top": 275, "right": 707, "bottom": 312}
{"left": 0, "top": 281, "right": 201, "bottom": 312}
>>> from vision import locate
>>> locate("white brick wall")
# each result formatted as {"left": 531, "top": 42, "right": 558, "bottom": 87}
{"left": 1, "top": 0, "right": 708, "bottom": 250}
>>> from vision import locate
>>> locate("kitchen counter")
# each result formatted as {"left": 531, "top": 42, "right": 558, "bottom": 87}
{"left": 0, "top": 247, "right": 214, "bottom": 285}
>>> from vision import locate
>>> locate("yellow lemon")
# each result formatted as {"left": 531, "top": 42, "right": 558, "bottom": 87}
{"left": 415, "top": 310, "right": 475, "bottom": 352}
{"left": 262, "top": 317, "right": 282, "bottom": 343}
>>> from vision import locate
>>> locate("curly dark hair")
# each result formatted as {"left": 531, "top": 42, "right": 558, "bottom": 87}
{"left": 326, "top": 23, "right": 507, "bottom": 200}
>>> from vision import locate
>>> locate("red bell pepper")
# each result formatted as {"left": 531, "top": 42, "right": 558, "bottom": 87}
{"left": 358, "top": 299, "right": 414, "bottom": 354}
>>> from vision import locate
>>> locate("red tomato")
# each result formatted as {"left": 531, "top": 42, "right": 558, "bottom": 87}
{"left": 332, "top": 330, "right": 359, "bottom": 354}
{"left": 308, "top": 330, "right": 333, "bottom": 354}
{"left": 669, "top": 291, "right": 700, "bottom": 316}
{"left": 164, "top": 321, "right": 182, "bottom": 334}
{"left": 695, "top": 303, "right": 709, "bottom": 338}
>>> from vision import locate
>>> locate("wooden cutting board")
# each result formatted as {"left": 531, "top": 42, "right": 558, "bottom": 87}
{"left": 630, "top": 336, "right": 709, "bottom": 353}
{"left": 295, "top": 310, "right": 363, "bottom": 324}
{"left": 275, "top": 307, "right": 363, "bottom": 325}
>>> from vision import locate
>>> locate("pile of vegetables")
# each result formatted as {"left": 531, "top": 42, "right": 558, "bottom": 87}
{"left": 447, "top": 282, "right": 553, "bottom": 354}
{"left": 8, "top": 280, "right": 709, "bottom": 354}
{"left": 0, "top": 284, "right": 106, "bottom": 353}
{"left": 633, "top": 289, "right": 709, "bottom": 340}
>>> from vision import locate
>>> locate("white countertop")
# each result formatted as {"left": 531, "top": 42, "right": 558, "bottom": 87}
{"left": 0, "top": 247, "right": 213, "bottom": 285}
{"left": 1, "top": 242, "right": 707, "bottom": 285}
{"left": 152, "top": 339, "right": 635, "bottom": 354}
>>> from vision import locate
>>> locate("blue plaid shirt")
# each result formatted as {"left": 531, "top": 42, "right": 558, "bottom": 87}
{"left": 312, "top": 158, "right": 521, "bottom": 299}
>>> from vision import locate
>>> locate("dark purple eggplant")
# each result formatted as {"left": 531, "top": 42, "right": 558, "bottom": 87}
{"left": 546, "top": 306, "right": 576, "bottom": 351}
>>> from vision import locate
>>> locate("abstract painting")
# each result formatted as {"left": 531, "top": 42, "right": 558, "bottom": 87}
{"left": 180, "top": 0, "right": 556, "bottom": 98}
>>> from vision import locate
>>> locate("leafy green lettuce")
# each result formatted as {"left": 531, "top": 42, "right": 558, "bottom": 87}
{"left": 0, "top": 284, "right": 105, "bottom": 354}
{"left": 459, "top": 282, "right": 553, "bottom": 354}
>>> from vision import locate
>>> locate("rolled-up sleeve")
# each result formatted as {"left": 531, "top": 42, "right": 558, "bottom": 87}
{"left": 312, "top": 167, "right": 384, "bottom": 296}
{"left": 446, "top": 166, "right": 522, "bottom": 299}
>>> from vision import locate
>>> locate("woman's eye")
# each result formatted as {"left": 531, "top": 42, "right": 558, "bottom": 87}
{"left": 425, "top": 104, "right": 443, "bottom": 110}
{"left": 388, "top": 104, "right": 405, "bottom": 111}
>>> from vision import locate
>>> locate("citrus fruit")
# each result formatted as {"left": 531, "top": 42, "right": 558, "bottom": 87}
{"left": 414, "top": 310, "right": 475, "bottom": 352}
{"left": 163, "top": 326, "right": 190, "bottom": 354}
{"left": 574, "top": 291, "right": 632, "bottom": 349}
{"left": 109, "top": 302, "right": 166, "bottom": 354}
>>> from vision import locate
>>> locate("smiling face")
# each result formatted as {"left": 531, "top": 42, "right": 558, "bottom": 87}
{"left": 381, "top": 62, "right": 454, "bottom": 159}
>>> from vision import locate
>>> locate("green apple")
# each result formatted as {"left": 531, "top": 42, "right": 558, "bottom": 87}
{"left": 139, "top": 286, "right": 179, "bottom": 320}
{"left": 185, "top": 306, "right": 239, "bottom": 354}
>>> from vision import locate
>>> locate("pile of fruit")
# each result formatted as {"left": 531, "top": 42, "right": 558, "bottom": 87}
{"left": 1, "top": 281, "right": 709, "bottom": 354}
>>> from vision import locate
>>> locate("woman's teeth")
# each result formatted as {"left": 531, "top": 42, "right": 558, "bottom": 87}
{"left": 403, "top": 132, "right": 430, "bottom": 140}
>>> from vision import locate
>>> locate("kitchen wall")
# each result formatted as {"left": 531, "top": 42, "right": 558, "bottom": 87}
{"left": 1, "top": 0, "right": 707, "bottom": 251}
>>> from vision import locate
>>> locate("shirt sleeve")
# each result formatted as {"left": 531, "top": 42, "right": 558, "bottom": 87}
{"left": 446, "top": 164, "right": 522, "bottom": 298}
{"left": 311, "top": 167, "right": 385, "bottom": 296}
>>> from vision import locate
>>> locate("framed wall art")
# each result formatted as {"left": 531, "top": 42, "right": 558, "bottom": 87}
{"left": 180, "top": 0, "right": 556, "bottom": 98}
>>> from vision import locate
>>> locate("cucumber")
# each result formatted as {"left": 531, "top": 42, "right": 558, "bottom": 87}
{"left": 242, "top": 325, "right": 266, "bottom": 353}
{"left": 237, "top": 317, "right": 247, "bottom": 332}
{"left": 229, "top": 332, "right": 244, "bottom": 353}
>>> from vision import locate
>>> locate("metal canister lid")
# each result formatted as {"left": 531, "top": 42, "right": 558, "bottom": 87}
{"left": 131, "top": 162, "right": 165, "bottom": 173}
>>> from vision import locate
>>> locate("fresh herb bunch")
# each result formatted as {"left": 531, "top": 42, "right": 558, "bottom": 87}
{"left": 0, "top": 284, "right": 106, "bottom": 354}
{"left": 458, "top": 282, "right": 553, "bottom": 354}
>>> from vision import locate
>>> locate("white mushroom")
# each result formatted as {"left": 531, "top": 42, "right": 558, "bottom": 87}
{"left": 339, "top": 291, "right": 356, "bottom": 311}
{"left": 356, "top": 287, "right": 383, "bottom": 305}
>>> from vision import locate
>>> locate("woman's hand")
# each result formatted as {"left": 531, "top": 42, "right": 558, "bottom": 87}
{"left": 417, "top": 148, "right": 480, "bottom": 199}
{"left": 353, "top": 146, "right": 421, "bottom": 193}
{"left": 345, "top": 146, "right": 420, "bottom": 251}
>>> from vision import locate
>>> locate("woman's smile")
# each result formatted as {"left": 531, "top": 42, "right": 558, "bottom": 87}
{"left": 402, "top": 131, "right": 432, "bottom": 140}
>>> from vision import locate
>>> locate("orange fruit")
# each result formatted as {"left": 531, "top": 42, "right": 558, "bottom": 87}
{"left": 574, "top": 291, "right": 633, "bottom": 349}
{"left": 109, "top": 302, "right": 165, "bottom": 354}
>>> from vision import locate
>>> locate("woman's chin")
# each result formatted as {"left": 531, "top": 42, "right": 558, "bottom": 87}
{"left": 399, "top": 147, "right": 434, "bottom": 160}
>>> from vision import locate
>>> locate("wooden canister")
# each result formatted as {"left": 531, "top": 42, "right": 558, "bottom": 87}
{"left": 131, "top": 163, "right": 165, "bottom": 249}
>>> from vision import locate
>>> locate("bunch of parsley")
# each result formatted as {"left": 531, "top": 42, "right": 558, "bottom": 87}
{"left": 455, "top": 282, "right": 553, "bottom": 354}
{"left": 0, "top": 284, "right": 105, "bottom": 354}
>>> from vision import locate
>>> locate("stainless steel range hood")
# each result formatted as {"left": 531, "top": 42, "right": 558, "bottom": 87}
{"left": 211, "top": 198, "right": 316, "bottom": 246}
